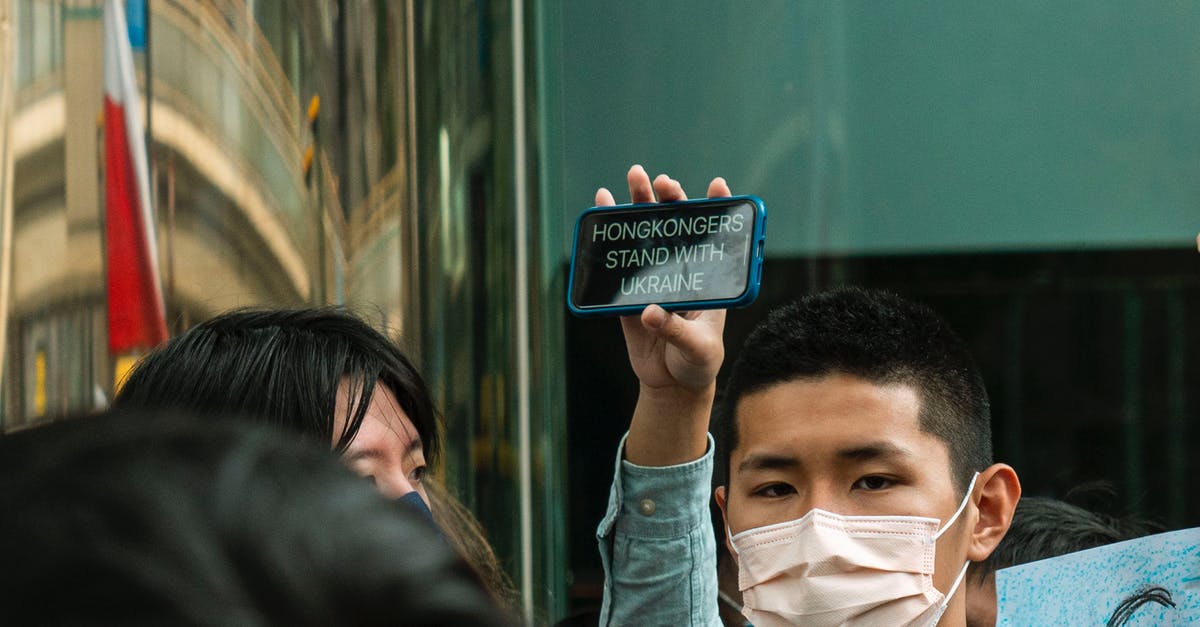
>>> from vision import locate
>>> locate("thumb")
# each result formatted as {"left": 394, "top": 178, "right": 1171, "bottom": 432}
{"left": 642, "top": 305, "right": 723, "bottom": 369}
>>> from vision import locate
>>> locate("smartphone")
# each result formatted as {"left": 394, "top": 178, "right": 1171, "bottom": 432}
{"left": 567, "top": 195, "right": 767, "bottom": 318}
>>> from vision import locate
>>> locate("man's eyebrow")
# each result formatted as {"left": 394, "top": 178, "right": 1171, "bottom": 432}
{"left": 738, "top": 453, "right": 801, "bottom": 473}
{"left": 836, "top": 441, "right": 915, "bottom": 462}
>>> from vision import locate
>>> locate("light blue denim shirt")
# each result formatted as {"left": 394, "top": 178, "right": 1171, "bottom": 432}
{"left": 596, "top": 432, "right": 721, "bottom": 627}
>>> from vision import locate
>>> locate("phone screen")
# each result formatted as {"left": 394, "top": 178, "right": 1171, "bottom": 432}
{"left": 569, "top": 198, "right": 761, "bottom": 313}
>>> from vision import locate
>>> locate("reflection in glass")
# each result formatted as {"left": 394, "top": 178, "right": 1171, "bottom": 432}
{"left": 2, "top": 0, "right": 566, "bottom": 621}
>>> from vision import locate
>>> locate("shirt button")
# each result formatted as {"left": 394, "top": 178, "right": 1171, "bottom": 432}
{"left": 638, "top": 498, "right": 656, "bottom": 516}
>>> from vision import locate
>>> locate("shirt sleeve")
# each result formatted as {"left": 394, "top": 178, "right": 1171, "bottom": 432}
{"left": 596, "top": 432, "right": 721, "bottom": 627}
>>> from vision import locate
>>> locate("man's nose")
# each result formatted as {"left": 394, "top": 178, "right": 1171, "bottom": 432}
{"left": 799, "top": 484, "right": 839, "bottom": 517}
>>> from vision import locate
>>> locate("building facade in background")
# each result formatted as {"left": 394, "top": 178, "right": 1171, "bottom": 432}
{"left": 0, "top": 0, "right": 564, "bottom": 621}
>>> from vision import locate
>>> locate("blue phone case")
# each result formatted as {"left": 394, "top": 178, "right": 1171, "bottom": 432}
{"left": 567, "top": 195, "right": 767, "bottom": 318}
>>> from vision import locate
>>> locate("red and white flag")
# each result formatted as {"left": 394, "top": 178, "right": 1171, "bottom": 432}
{"left": 103, "top": 0, "right": 167, "bottom": 354}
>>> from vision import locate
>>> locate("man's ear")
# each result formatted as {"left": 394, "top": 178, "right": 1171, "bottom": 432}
{"left": 967, "top": 463, "right": 1021, "bottom": 563}
{"left": 714, "top": 485, "right": 736, "bottom": 560}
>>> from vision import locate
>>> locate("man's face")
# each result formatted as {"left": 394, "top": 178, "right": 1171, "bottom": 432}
{"left": 716, "top": 373, "right": 976, "bottom": 597}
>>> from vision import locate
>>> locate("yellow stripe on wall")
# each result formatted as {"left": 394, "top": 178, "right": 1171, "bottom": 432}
{"left": 33, "top": 351, "right": 46, "bottom": 416}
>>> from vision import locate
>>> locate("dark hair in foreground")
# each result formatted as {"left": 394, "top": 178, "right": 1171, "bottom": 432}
{"left": 968, "top": 496, "right": 1154, "bottom": 585}
{"left": 716, "top": 287, "right": 992, "bottom": 494}
{"left": 113, "top": 308, "right": 439, "bottom": 464}
{"left": 0, "top": 412, "right": 512, "bottom": 626}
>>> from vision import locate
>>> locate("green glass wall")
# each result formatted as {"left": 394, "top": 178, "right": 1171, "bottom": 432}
{"left": 542, "top": 2, "right": 1199, "bottom": 257}
{"left": 410, "top": 1, "right": 566, "bottom": 621}
{"left": 539, "top": 0, "right": 1200, "bottom": 614}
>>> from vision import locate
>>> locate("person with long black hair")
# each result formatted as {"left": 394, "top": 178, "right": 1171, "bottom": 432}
{"left": 112, "top": 308, "right": 518, "bottom": 610}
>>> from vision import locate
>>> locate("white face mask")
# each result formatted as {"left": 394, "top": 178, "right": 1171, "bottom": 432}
{"left": 728, "top": 473, "right": 978, "bottom": 627}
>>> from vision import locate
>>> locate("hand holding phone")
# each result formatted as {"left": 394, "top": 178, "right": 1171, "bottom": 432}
{"left": 595, "top": 167, "right": 735, "bottom": 468}
{"left": 568, "top": 195, "right": 766, "bottom": 318}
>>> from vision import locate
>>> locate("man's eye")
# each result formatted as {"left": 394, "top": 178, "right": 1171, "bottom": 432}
{"left": 753, "top": 483, "right": 796, "bottom": 498}
{"left": 853, "top": 476, "right": 893, "bottom": 491}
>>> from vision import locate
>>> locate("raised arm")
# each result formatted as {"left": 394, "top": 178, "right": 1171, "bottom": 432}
{"left": 595, "top": 164, "right": 730, "bottom": 465}
{"left": 596, "top": 165, "right": 728, "bottom": 627}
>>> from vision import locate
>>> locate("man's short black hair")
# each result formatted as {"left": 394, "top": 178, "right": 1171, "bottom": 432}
{"left": 0, "top": 411, "right": 511, "bottom": 626}
{"left": 113, "top": 308, "right": 438, "bottom": 463}
{"left": 716, "top": 286, "right": 992, "bottom": 494}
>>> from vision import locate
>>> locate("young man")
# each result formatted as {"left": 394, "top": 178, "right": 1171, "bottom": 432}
{"left": 597, "top": 167, "right": 1021, "bottom": 626}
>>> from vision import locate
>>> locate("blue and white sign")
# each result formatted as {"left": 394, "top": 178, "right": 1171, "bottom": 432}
{"left": 996, "top": 527, "right": 1200, "bottom": 626}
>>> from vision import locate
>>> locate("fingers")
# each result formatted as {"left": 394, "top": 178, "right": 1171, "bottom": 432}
{"left": 642, "top": 304, "right": 672, "bottom": 331}
{"left": 595, "top": 187, "right": 616, "bottom": 207}
{"left": 627, "top": 165, "right": 655, "bottom": 203}
{"left": 653, "top": 174, "right": 687, "bottom": 202}
{"left": 707, "top": 176, "right": 731, "bottom": 198}
{"left": 641, "top": 305, "right": 725, "bottom": 368}
{"left": 623, "top": 164, "right": 729, "bottom": 205}
{"left": 627, "top": 164, "right": 692, "bottom": 204}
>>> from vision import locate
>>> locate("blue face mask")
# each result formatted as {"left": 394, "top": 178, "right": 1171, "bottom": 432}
{"left": 396, "top": 490, "right": 436, "bottom": 525}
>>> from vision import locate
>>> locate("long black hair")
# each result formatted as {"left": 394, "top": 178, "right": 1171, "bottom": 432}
{"left": 113, "top": 308, "right": 439, "bottom": 463}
